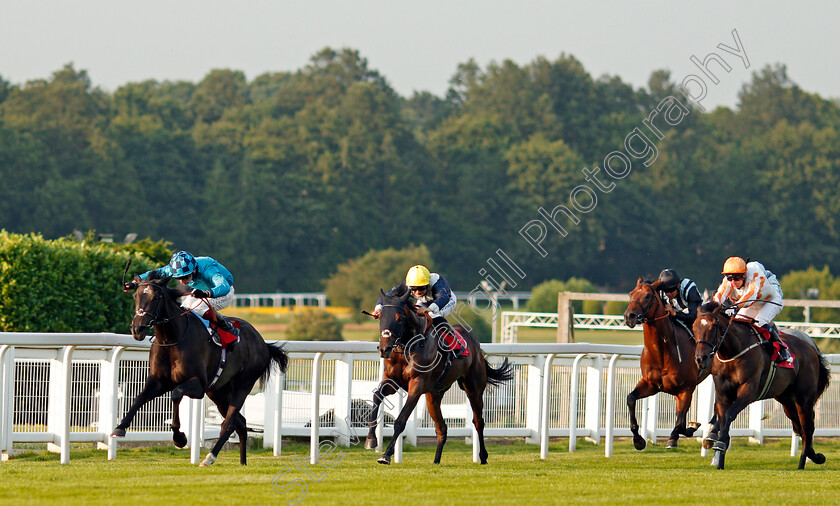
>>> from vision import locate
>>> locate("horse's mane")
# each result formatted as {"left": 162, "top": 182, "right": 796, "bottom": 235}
{"left": 700, "top": 301, "right": 720, "bottom": 313}
{"left": 642, "top": 278, "right": 656, "bottom": 285}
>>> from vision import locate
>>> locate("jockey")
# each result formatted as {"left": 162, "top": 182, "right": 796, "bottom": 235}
{"left": 372, "top": 265, "right": 463, "bottom": 359}
{"left": 124, "top": 251, "right": 240, "bottom": 346}
{"left": 713, "top": 256, "right": 790, "bottom": 363}
{"left": 657, "top": 269, "right": 702, "bottom": 332}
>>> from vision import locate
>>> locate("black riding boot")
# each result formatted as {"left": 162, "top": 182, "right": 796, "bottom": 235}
{"left": 764, "top": 323, "right": 790, "bottom": 362}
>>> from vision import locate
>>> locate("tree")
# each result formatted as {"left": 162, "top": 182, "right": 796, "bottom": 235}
{"left": 325, "top": 245, "right": 434, "bottom": 322}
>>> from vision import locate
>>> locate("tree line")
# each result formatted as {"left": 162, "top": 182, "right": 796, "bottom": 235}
{"left": 1, "top": 48, "right": 838, "bottom": 294}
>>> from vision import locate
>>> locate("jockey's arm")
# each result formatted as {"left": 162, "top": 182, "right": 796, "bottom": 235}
{"left": 428, "top": 277, "right": 453, "bottom": 315}
{"left": 713, "top": 278, "right": 731, "bottom": 304}
{"left": 676, "top": 285, "right": 703, "bottom": 323}
{"left": 734, "top": 273, "right": 761, "bottom": 309}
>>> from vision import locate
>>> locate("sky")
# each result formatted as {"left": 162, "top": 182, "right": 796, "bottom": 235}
{"left": 1, "top": 1, "right": 838, "bottom": 110}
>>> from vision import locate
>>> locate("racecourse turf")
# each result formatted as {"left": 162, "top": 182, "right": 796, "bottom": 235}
{"left": 2, "top": 438, "right": 840, "bottom": 505}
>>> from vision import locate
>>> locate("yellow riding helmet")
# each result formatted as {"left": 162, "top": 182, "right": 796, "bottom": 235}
{"left": 722, "top": 257, "right": 747, "bottom": 275}
{"left": 405, "top": 265, "right": 431, "bottom": 287}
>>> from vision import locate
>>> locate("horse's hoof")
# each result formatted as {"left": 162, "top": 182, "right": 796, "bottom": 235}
{"left": 199, "top": 453, "right": 217, "bottom": 467}
{"left": 702, "top": 436, "right": 717, "bottom": 450}
{"left": 633, "top": 434, "right": 646, "bottom": 451}
{"left": 111, "top": 428, "right": 126, "bottom": 438}
{"left": 666, "top": 438, "right": 678, "bottom": 449}
{"left": 377, "top": 455, "right": 391, "bottom": 465}
{"left": 684, "top": 422, "right": 701, "bottom": 437}
{"left": 811, "top": 453, "right": 826, "bottom": 465}
{"left": 364, "top": 436, "right": 377, "bottom": 450}
{"left": 711, "top": 441, "right": 727, "bottom": 452}
{"left": 173, "top": 431, "right": 187, "bottom": 448}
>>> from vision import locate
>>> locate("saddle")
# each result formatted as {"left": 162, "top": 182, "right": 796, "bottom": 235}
{"left": 750, "top": 323, "right": 794, "bottom": 370}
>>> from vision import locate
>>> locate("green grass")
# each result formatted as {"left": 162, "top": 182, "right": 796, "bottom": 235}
{"left": 2, "top": 438, "right": 840, "bottom": 504}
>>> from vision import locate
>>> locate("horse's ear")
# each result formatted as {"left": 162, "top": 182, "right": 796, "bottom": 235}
{"left": 702, "top": 289, "right": 712, "bottom": 303}
{"left": 399, "top": 290, "right": 411, "bottom": 304}
{"left": 636, "top": 277, "right": 644, "bottom": 287}
{"left": 380, "top": 288, "right": 387, "bottom": 298}
{"left": 650, "top": 280, "right": 662, "bottom": 291}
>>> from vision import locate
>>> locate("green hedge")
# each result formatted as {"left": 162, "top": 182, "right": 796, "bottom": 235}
{"left": 527, "top": 277, "right": 601, "bottom": 313}
{"left": 0, "top": 231, "right": 157, "bottom": 332}
{"left": 284, "top": 308, "right": 344, "bottom": 341}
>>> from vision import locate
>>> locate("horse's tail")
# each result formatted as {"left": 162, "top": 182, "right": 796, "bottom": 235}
{"left": 261, "top": 341, "right": 289, "bottom": 386}
{"left": 485, "top": 356, "right": 514, "bottom": 386}
{"left": 816, "top": 350, "right": 831, "bottom": 401}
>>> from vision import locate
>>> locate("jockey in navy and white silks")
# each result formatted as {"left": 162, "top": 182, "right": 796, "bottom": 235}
{"left": 372, "top": 265, "right": 463, "bottom": 358}
{"left": 374, "top": 266, "right": 457, "bottom": 319}
{"left": 657, "top": 269, "right": 702, "bottom": 326}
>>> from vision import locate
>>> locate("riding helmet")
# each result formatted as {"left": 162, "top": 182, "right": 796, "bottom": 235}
{"left": 405, "top": 265, "right": 431, "bottom": 288}
{"left": 722, "top": 257, "right": 747, "bottom": 275}
{"left": 169, "top": 251, "right": 197, "bottom": 278}
{"left": 658, "top": 269, "right": 681, "bottom": 292}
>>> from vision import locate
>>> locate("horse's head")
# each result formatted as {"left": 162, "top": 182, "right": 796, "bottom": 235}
{"left": 129, "top": 274, "right": 174, "bottom": 340}
{"left": 624, "top": 278, "right": 663, "bottom": 328}
{"left": 693, "top": 301, "right": 726, "bottom": 371}
{"left": 376, "top": 289, "right": 418, "bottom": 359}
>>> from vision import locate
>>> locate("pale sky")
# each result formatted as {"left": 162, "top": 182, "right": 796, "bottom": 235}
{"left": 1, "top": 1, "right": 837, "bottom": 110}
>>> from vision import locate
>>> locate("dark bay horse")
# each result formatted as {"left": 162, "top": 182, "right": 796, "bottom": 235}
{"left": 364, "top": 290, "right": 514, "bottom": 465}
{"left": 624, "top": 278, "right": 710, "bottom": 449}
{"left": 112, "top": 274, "right": 288, "bottom": 466}
{"left": 694, "top": 301, "right": 830, "bottom": 470}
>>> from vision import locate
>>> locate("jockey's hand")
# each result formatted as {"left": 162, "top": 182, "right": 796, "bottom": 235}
{"left": 372, "top": 308, "right": 381, "bottom": 319}
{"left": 667, "top": 305, "right": 677, "bottom": 317}
{"left": 192, "top": 289, "right": 211, "bottom": 299}
{"left": 123, "top": 281, "right": 138, "bottom": 293}
{"left": 723, "top": 306, "right": 737, "bottom": 318}
{"left": 415, "top": 306, "right": 431, "bottom": 315}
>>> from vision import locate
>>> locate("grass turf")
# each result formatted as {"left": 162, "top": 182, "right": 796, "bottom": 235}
{"left": 3, "top": 438, "right": 840, "bottom": 505}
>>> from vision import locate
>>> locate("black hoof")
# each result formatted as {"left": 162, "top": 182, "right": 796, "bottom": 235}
{"left": 684, "top": 422, "right": 701, "bottom": 437}
{"left": 173, "top": 431, "right": 187, "bottom": 448}
{"left": 365, "top": 436, "right": 377, "bottom": 450}
{"left": 712, "top": 441, "right": 727, "bottom": 452}
{"left": 666, "top": 438, "right": 678, "bottom": 449}
{"left": 811, "top": 453, "right": 826, "bottom": 465}
{"left": 111, "top": 428, "right": 126, "bottom": 438}
{"left": 377, "top": 455, "right": 391, "bottom": 465}
{"left": 633, "top": 434, "right": 646, "bottom": 451}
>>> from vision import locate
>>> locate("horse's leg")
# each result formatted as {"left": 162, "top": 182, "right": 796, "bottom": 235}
{"left": 378, "top": 382, "right": 423, "bottom": 465}
{"left": 714, "top": 385, "right": 756, "bottom": 470}
{"left": 112, "top": 375, "right": 169, "bottom": 437}
{"left": 463, "top": 380, "right": 488, "bottom": 465}
{"left": 796, "top": 401, "right": 824, "bottom": 469}
{"left": 201, "top": 383, "right": 253, "bottom": 467}
{"left": 668, "top": 388, "right": 695, "bottom": 448}
{"left": 424, "top": 391, "right": 448, "bottom": 464}
{"left": 703, "top": 395, "right": 725, "bottom": 449}
{"left": 627, "top": 379, "right": 658, "bottom": 450}
{"left": 170, "top": 377, "right": 205, "bottom": 448}
{"left": 365, "top": 379, "right": 399, "bottom": 450}
{"left": 207, "top": 389, "right": 249, "bottom": 464}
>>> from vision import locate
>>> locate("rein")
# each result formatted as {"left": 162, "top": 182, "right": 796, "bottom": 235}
{"left": 379, "top": 303, "right": 432, "bottom": 353}
{"left": 136, "top": 282, "right": 203, "bottom": 346}
{"left": 697, "top": 312, "right": 760, "bottom": 363}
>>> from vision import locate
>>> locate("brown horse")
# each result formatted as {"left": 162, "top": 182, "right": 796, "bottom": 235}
{"left": 112, "top": 274, "right": 288, "bottom": 466}
{"left": 694, "top": 301, "right": 830, "bottom": 470}
{"left": 364, "top": 290, "right": 514, "bottom": 464}
{"left": 623, "top": 278, "right": 710, "bottom": 449}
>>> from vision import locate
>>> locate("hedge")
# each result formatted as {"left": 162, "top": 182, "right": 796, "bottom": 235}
{"left": 0, "top": 231, "right": 157, "bottom": 332}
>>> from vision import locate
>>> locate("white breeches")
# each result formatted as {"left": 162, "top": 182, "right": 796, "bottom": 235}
{"left": 179, "top": 287, "right": 235, "bottom": 316}
{"left": 736, "top": 294, "right": 782, "bottom": 326}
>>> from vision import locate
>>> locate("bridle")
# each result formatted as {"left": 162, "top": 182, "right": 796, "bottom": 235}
{"left": 630, "top": 284, "right": 671, "bottom": 326}
{"left": 379, "top": 303, "right": 432, "bottom": 356}
{"left": 696, "top": 311, "right": 762, "bottom": 363}
{"left": 134, "top": 282, "right": 197, "bottom": 346}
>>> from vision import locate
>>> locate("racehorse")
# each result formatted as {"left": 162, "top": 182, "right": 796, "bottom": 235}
{"left": 112, "top": 273, "right": 288, "bottom": 466}
{"left": 364, "top": 290, "right": 514, "bottom": 465}
{"left": 694, "top": 301, "right": 830, "bottom": 470}
{"left": 624, "top": 278, "right": 710, "bottom": 449}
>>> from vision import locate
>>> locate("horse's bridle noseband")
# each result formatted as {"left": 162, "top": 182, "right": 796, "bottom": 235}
{"left": 134, "top": 282, "right": 194, "bottom": 345}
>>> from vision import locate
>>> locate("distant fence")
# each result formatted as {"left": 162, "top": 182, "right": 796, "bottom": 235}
{"left": 232, "top": 291, "right": 533, "bottom": 310}
{"left": 3, "top": 335, "right": 840, "bottom": 466}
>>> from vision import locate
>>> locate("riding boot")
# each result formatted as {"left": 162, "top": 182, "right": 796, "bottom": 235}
{"left": 763, "top": 323, "right": 790, "bottom": 362}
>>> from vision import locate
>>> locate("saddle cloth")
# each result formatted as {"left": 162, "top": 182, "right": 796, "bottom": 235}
{"left": 194, "top": 311, "right": 240, "bottom": 348}
{"left": 439, "top": 328, "right": 470, "bottom": 358}
{"left": 753, "top": 324, "right": 795, "bottom": 369}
